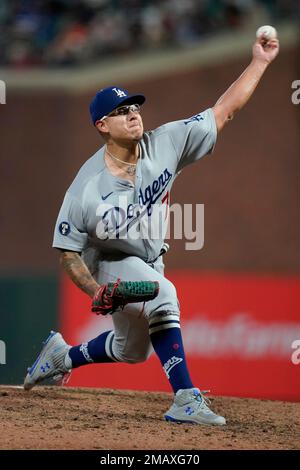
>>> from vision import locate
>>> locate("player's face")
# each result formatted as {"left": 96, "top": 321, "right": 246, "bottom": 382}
{"left": 97, "top": 104, "right": 144, "bottom": 143}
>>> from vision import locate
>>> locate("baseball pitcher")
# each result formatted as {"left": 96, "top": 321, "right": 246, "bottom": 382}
{"left": 24, "top": 33, "right": 279, "bottom": 425}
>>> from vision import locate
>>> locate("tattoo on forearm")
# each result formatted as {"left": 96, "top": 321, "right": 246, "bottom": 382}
{"left": 60, "top": 251, "right": 99, "bottom": 298}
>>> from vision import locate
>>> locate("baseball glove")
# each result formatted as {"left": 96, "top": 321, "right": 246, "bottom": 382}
{"left": 91, "top": 278, "right": 160, "bottom": 315}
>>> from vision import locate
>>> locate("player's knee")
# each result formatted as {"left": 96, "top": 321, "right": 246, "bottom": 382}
{"left": 156, "top": 278, "right": 178, "bottom": 308}
{"left": 110, "top": 335, "right": 153, "bottom": 364}
{"left": 162, "top": 278, "right": 177, "bottom": 300}
{"left": 146, "top": 278, "right": 180, "bottom": 323}
{"left": 116, "top": 349, "right": 152, "bottom": 364}
{"left": 125, "top": 351, "right": 151, "bottom": 364}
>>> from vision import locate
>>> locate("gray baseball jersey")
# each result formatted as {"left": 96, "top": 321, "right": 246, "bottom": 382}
{"left": 52, "top": 108, "right": 217, "bottom": 362}
{"left": 53, "top": 108, "right": 216, "bottom": 265}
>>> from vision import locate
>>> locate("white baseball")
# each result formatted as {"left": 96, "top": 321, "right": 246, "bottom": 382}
{"left": 256, "top": 25, "right": 277, "bottom": 40}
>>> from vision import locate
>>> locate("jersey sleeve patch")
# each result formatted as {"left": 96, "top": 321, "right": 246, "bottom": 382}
{"left": 59, "top": 221, "right": 71, "bottom": 236}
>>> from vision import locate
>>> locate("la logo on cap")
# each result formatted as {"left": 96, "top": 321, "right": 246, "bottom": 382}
{"left": 112, "top": 88, "right": 127, "bottom": 98}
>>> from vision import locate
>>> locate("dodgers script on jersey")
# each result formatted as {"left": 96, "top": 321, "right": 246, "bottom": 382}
{"left": 53, "top": 109, "right": 217, "bottom": 273}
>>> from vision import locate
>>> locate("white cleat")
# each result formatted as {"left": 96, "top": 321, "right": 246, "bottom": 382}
{"left": 164, "top": 388, "right": 226, "bottom": 426}
{"left": 24, "top": 331, "right": 71, "bottom": 391}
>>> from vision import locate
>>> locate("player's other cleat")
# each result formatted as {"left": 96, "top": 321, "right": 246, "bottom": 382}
{"left": 164, "top": 388, "right": 226, "bottom": 426}
{"left": 24, "top": 331, "right": 71, "bottom": 391}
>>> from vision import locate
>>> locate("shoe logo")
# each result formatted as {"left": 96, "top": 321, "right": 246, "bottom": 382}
{"left": 185, "top": 406, "right": 195, "bottom": 416}
{"left": 40, "top": 362, "right": 51, "bottom": 373}
{"left": 163, "top": 356, "right": 183, "bottom": 379}
{"left": 101, "top": 191, "right": 114, "bottom": 201}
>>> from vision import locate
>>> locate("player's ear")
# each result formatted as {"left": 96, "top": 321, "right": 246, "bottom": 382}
{"left": 95, "top": 119, "right": 109, "bottom": 135}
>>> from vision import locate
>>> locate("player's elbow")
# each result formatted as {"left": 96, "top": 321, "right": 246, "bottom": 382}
{"left": 212, "top": 105, "right": 234, "bottom": 132}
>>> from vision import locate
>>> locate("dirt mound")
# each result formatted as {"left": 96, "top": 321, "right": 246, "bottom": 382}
{"left": 0, "top": 386, "right": 299, "bottom": 450}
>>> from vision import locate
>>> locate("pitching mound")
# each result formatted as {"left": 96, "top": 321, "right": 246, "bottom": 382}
{"left": 0, "top": 386, "right": 299, "bottom": 450}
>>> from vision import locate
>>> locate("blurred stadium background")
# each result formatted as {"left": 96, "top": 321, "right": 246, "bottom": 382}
{"left": 0, "top": 0, "right": 299, "bottom": 401}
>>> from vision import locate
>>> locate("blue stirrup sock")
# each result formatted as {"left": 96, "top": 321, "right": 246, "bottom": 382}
{"left": 149, "top": 322, "right": 194, "bottom": 393}
{"left": 67, "top": 330, "right": 115, "bottom": 368}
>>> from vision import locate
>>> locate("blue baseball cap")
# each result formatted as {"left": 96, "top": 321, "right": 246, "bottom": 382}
{"left": 89, "top": 86, "right": 146, "bottom": 125}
